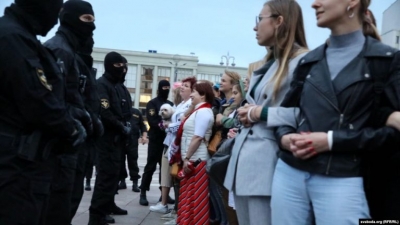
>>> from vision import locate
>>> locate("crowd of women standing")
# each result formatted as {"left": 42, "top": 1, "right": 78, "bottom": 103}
{"left": 152, "top": 0, "right": 400, "bottom": 224}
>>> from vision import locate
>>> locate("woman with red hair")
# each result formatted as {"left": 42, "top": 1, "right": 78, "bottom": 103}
{"left": 174, "top": 82, "right": 215, "bottom": 225}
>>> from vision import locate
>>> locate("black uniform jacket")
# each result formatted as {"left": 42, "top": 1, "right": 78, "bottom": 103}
{"left": 97, "top": 73, "right": 132, "bottom": 135}
{"left": 146, "top": 96, "right": 173, "bottom": 140}
{"left": 44, "top": 27, "right": 94, "bottom": 122}
{"left": 130, "top": 108, "right": 147, "bottom": 137}
{"left": 0, "top": 7, "right": 75, "bottom": 138}
{"left": 276, "top": 37, "right": 400, "bottom": 177}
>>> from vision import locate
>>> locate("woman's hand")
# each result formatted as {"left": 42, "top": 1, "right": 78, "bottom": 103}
{"left": 216, "top": 114, "right": 224, "bottom": 126}
{"left": 163, "top": 121, "right": 170, "bottom": 129}
{"left": 281, "top": 133, "right": 303, "bottom": 150}
{"left": 183, "top": 160, "right": 192, "bottom": 174}
{"left": 386, "top": 111, "right": 400, "bottom": 131}
{"left": 289, "top": 132, "right": 329, "bottom": 160}
{"left": 236, "top": 104, "right": 261, "bottom": 127}
{"left": 227, "top": 128, "right": 238, "bottom": 139}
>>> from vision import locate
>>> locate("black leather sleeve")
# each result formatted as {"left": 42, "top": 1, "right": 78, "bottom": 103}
{"left": 333, "top": 51, "right": 400, "bottom": 152}
{"left": 332, "top": 127, "right": 400, "bottom": 152}
{"left": 274, "top": 126, "right": 297, "bottom": 150}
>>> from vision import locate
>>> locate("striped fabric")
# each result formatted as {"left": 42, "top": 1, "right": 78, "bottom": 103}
{"left": 177, "top": 161, "right": 209, "bottom": 225}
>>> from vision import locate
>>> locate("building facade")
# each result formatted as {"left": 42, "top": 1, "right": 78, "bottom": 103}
{"left": 381, "top": 0, "right": 400, "bottom": 49}
{"left": 92, "top": 48, "right": 247, "bottom": 115}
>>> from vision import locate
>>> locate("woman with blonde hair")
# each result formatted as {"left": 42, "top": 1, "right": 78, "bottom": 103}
{"left": 272, "top": 0, "right": 400, "bottom": 224}
{"left": 223, "top": 0, "right": 308, "bottom": 224}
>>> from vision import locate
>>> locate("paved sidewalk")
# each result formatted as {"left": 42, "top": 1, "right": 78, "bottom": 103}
{"left": 72, "top": 143, "right": 175, "bottom": 225}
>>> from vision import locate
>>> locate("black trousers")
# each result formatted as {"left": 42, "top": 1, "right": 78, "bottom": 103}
{"left": 89, "top": 136, "right": 123, "bottom": 217}
{"left": 69, "top": 141, "right": 98, "bottom": 222}
{"left": 120, "top": 135, "right": 140, "bottom": 181}
{"left": 85, "top": 142, "right": 97, "bottom": 181}
{"left": 139, "top": 137, "right": 164, "bottom": 192}
{"left": 366, "top": 154, "right": 400, "bottom": 219}
{"left": 45, "top": 147, "right": 78, "bottom": 225}
{"left": 0, "top": 133, "right": 52, "bottom": 225}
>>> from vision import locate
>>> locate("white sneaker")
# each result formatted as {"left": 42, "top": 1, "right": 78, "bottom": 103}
{"left": 149, "top": 202, "right": 168, "bottom": 213}
{"left": 164, "top": 218, "right": 176, "bottom": 225}
{"left": 161, "top": 209, "right": 177, "bottom": 220}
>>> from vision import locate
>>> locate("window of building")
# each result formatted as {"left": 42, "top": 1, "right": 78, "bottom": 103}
{"left": 397, "top": 36, "right": 399, "bottom": 44}
{"left": 175, "top": 68, "right": 193, "bottom": 81}
{"left": 139, "top": 66, "right": 154, "bottom": 110}
{"left": 124, "top": 65, "right": 137, "bottom": 89}
{"left": 197, "top": 73, "right": 221, "bottom": 84}
{"left": 158, "top": 67, "right": 171, "bottom": 82}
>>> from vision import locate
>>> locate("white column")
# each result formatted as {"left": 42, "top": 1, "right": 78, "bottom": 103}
{"left": 134, "top": 64, "right": 141, "bottom": 108}
{"left": 192, "top": 68, "right": 197, "bottom": 76}
{"left": 151, "top": 66, "right": 159, "bottom": 98}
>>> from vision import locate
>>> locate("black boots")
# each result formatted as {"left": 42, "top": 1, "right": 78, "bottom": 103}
{"left": 88, "top": 214, "right": 109, "bottom": 225}
{"left": 139, "top": 193, "right": 148, "bottom": 206}
{"left": 104, "top": 215, "right": 115, "bottom": 224}
{"left": 132, "top": 180, "right": 140, "bottom": 192}
{"left": 85, "top": 179, "right": 91, "bottom": 191}
{"left": 109, "top": 205, "right": 128, "bottom": 215}
{"left": 118, "top": 180, "right": 127, "bottom": 190}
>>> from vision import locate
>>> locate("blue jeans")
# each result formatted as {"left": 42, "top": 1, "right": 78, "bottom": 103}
{"left": 271, "top": 159, "right": 370, "bottom": 225}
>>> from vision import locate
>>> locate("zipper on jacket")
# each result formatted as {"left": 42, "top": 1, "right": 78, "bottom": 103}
{"left": 308, "top": 80, "right": 341, "bottom": 113}
{"left": 310, "top": 76, "right": 362, "bottom": 175}
{"left": 326, "top": 113, "right": 344, "bottom": 175}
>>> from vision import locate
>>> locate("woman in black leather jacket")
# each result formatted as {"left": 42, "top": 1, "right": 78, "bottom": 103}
{"left": 238, "top": 0, "right": 400, "bottom": 224}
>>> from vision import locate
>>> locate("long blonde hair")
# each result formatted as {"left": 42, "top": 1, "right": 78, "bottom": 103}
{"left": 264, "top": 0, "right": 308, "bottom": 100}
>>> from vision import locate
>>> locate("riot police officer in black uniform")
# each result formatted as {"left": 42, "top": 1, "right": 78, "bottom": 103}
{"left": 43, "top": 1, "right": 102, "bottom": 224}
{"left": 118, "top": 103, "right": 148, "bottom": 192}
{"left": 117, "top": 57, "right": 148, "bottom": 192}
{"left": 0, "top": 0, "right": 86, "bottom": 224}
{"left": 88, "top": 52, "right": 131, "bottom": 225}
{"left": 139, "top": 80, "right": 174, "bottom": 206}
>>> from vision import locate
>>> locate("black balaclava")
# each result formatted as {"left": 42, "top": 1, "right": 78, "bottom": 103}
{"left": 121, "top": 56, "right": 128, "bottom": 83}
{"left": 158, "top": 80, "right": 170, "bottom": 100}
{"left": 77, "top": 36, "right": 94, "bottom": 68}
{"left": 59, "top": 0, "right": 95, "bottom": 43}
{"left": 104, "top": 52, "right": 125, "bottom": 80}
{"left": 14, "top": 0, "right": 63, "bottom": 36}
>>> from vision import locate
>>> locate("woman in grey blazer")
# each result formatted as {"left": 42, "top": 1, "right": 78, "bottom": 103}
{"left": 223, "top": 1, "right": 308, "bottom": 224}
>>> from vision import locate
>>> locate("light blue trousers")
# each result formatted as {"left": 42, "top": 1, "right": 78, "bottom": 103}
{"left": 271, "top": 159, "right": 370, "bottom": 225}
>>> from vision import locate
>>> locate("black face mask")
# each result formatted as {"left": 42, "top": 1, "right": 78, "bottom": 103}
{"left": 77, "top": 37, "right": 94, "bottom": 68}
{"left": 15, "top": 0, "right": 63, "bottom": 36}
{"left": 60, "top": 0, "right": 95, "bottom": 43}
{"left": 104, "top": 52, "right": 125, "bottom": 80}
{"left": 158, "top": 80, "right": 170, "bottom": 100}
{"left": 121, "top": 57, "right": 128, "bottom": 82}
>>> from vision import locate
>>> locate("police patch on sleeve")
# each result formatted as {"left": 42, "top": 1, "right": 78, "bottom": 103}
{"left": 101, "top": 99, "right": 110, "bottom": 109}
{"left": 36, "top": 69, "right": 53, "bottom": 91}
{"left": 149, "top": 109, "right": 155, "bottom": 116}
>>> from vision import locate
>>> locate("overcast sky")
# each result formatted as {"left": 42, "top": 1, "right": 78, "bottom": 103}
{"left": 0, "top": 0, "right": 396, "bottom": 67}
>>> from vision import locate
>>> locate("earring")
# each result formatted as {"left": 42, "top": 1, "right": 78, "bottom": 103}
{"left": 347, "top": 6, "right": 355, "bottom": 18}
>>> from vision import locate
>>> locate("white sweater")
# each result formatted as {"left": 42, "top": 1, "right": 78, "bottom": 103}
{"left": 180, "top": 104, "right": 214, "bottom": 161}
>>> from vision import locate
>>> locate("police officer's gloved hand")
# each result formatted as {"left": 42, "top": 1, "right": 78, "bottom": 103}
{"left": 121, "top": 125, "right": 131, "bottom": 137}
{"left": 70, "top": 107, "right": 93, "bottom": 136}
{"left": 69, "top": 119, "right": 87, "bottom": 147}
{"left": 92, "top": 116, "right": 104, "bottom": 137}
{"left": 89, "top": 112, "right": 104, "bottom": 138}
{"left": 83, "top": 110, "right": 93, "bottom": 135}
